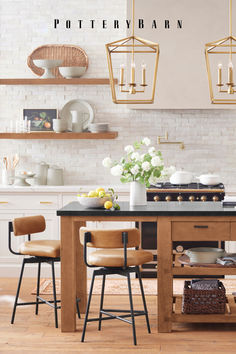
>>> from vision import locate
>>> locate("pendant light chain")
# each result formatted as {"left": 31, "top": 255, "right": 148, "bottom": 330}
{"left": 132, "top": 0, "right": 135, "bottom": 64}
{"left": 230, "top": 0, "right": 232, "bottom": 61}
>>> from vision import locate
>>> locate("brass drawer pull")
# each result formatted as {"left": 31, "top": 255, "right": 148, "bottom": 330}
{"left": 0, "top": 201, "right": 8, "bottom": 204}
{"left": 40, "top": 201, "right": 53, "bottom": 204}
{"left": 194, "top": 225, "right": 208, "bottom": 229}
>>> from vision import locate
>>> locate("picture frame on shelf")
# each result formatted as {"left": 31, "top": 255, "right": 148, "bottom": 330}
{"left": 23, "top": 109, "right": 57, "bottom": 131}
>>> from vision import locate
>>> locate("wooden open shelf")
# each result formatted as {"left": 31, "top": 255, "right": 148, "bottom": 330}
{"left": 172, "top": 253, "right": 236, "bottom": 275}
{"left": 0, "top": 132, "right": 118, "bottom": 140}
{"left": 172, "top": 295, "right": 236, "bottom": 323}
{"left": 0, "top": 78, "right": 116, "bottom": 85}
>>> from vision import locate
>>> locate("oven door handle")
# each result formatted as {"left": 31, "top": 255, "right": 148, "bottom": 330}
{"left": 193, "top": 225, "right": 209, "bottom": 229}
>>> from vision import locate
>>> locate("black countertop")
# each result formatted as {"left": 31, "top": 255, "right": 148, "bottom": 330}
{"left": 57, "top": 201, "right": 236, "bottom": 217}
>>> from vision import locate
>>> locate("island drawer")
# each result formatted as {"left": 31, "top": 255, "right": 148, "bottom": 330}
{"left": 171, "top": 221, "right": 230, "bottom": 241}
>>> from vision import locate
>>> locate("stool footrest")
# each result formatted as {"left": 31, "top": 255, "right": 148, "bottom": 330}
{"left": 15, "top": 299, "right": 61, "bottom": 307}
{"left": 86, "top": 309, "right": 147, "bottom": 325}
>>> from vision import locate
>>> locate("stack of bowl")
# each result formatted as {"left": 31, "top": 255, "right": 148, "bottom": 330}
{"left": 89, "top": 123, "right": 109, "bottom": 133}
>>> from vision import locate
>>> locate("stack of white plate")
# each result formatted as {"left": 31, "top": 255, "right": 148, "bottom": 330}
{"left": 89, "top": 123, "right": 109, "bottom": 133}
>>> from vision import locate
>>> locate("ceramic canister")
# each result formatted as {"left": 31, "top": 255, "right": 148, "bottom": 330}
{"left": 47, "top": 166, "right": 64, "bottom": 186}
{"left": 35, "top": 162, "right": 49, "bottom": 185}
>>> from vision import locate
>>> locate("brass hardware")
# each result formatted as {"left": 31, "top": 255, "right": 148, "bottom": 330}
{"left": 153, "top": 195, "right": 160, "bottom": 202}
{"left": 177, "top": 195, "right": 183, "bottom": 202}
{"left": 201, "top": 195, "right": 207, "bottom": 202}
{"left": 189, "top": 195, "right": 195, "bottom": 202}
{"left": 212, "top": 195, "right": 219, "bottom": 202}
{"left": 40, "top": 201, "right": 53, "bottom": 204}
{"left": 165, "top": 195, "right": 172, "bottom": 202}
{"left": 157, "top": 131, "right": 184, "bottom": 150}
{"left": 105, "top": 0, "right": 159, "bottom": 104}
{"left": 205, "top": 0, "right": 236, "bottom": 104}
{"left": 0, "top": 201, "right": 8, "bottom": 204}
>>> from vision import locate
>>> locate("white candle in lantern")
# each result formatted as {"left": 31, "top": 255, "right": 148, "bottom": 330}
{"left": 228, "top": 61, "right": 234, "bottom": 84}
{"left": 131, "top": 62, "right": 135, "bottom": 84}
{"left": 217, "top": 63, "right": 222, "bottom": 85}
{"left": 120, "top": 64, "right": 125, "bottom": 85}
{"left": 142, "top": 63, "right": 146, "bottom": 85}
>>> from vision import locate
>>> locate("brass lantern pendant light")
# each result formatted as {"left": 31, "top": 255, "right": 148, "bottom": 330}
{"left": 205, "top": 0, "right": 236, "bottom": 104}
{"left": 105, "top": 0, "right": 159, "bottom": 104}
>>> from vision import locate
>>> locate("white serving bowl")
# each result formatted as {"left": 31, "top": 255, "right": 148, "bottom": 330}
{"left": 77, "top": 196, "right": 113, "bottom": 209}
{"left": 89, "top": 123, "right": 109, "bottom": 133}
{"left": 33, "top": 59, "right": 63, "bottom": 78}
{"left": 58, "top": 66, "right": 86, "bottom": 78}
{"left": 186, "top": 247, "right": 225, "bottom": 264}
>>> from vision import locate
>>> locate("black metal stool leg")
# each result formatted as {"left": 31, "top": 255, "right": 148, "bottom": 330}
{"left": 127, "top": 272, "right": 137, "bottom": 346}
{"left": 81, "top": 271, "right": 96, "bottom": 342}
{"left": 98, "top": 274, "right": 106, "bottom": 331}
{"left": 35, "top": 261, "right": 41, "bottom": 315}
{"left": 11, "top": 259, "right": 25, "bottom": 324}
{"left": 136, "top": 266, "right": 151, "bottom": 333}
{"left": 51, "top": 260, "right": 58, "bottom": 328}
{"left": 76, "top": 298, "right": 81, "bottom": 319}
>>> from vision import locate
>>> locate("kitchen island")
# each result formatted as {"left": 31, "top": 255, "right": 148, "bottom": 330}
{"left": 57, "top": 201, "right": 236, "bottom": 333}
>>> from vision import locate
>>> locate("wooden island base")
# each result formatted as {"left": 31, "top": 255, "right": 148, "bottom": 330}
{"left": 57, "top": 202, "right": 236, "bottom": 333}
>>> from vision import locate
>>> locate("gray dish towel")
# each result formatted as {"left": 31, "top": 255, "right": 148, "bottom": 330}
{"left": 191, "top": 279, "right": 219, "bottom": 290}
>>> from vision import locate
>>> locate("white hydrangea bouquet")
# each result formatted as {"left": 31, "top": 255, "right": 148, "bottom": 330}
{"left": 102, "top": 137, "right": 174, "bottom": 188}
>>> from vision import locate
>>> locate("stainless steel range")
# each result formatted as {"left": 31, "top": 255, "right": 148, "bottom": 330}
{"left": 138, "top": 182, "right": 225, "bottom": 278}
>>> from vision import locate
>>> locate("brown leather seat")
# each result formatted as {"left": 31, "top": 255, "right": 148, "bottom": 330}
{"left": 9, "top": 215, "right": 62, "bottom": 328}
{"left": 19, "top": 240, "right": 60, "bottom": 258}
{"left": 88, "top": 249, "right": 153, "bottom": 267}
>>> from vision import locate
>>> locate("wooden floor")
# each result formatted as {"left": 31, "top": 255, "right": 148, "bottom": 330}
{"left": 1, "top": 278, "right": 236, "bottom": 353}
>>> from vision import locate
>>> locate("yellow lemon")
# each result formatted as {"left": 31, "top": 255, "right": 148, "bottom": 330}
{"left": 104, "top": 201, "right": 113, "bottom": 209}
{"left": 88, "top": 190, "right": 98, "bottom": 198}
{"left": 96, "top": 187, "right": 105, "bottom": 194}
{"left": 81, "top": 193, "right": 87, "bottom": 197}
{"left": 98, "top": 191, "right": 106, "bottom": 198}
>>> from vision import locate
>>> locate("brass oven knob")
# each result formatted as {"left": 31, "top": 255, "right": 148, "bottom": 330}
{"left": 177, "top": 195, "right": 183, "bottom": 202}
{"left": 201, "top": 195, "right": 207, "bottom": 202}
{"left": 153, "top": 195, "right": 160, "bottom": 202}
{"left": 165, "top": 195, "right": 172, "bottom": 202}
{"left": 176, "top": 245, "right": 184, "bottom": 253}
{"left": 212, "top": 195, "right": 219, "bottom": 202}
{"left": 189, "top": 195, "right": 195, "bottom": 202}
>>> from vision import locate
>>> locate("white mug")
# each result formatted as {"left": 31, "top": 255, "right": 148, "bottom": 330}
{"left": 53, "top": 119, "right": 66, "bottom": 133}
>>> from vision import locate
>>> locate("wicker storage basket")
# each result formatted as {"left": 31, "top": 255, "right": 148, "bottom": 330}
{"left": 182, "top": 280, "right": 226, "bottom": 314}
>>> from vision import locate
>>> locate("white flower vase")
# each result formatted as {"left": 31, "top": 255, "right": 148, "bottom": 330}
{"left": 130, "top": 181, "right": 147, "bottom": 206}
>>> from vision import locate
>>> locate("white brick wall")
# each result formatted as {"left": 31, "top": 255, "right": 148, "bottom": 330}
{"left": 0, "top": 0, "right": 236, "bottom": 190}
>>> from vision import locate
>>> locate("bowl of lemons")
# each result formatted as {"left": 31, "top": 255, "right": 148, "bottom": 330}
{"left": 77, "top": 187, "right": 114, "bottom": 209}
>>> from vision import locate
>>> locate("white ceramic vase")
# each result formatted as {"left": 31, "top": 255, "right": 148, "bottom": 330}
{"left": 130, "top": 181, "right": 147, "bottom": 206}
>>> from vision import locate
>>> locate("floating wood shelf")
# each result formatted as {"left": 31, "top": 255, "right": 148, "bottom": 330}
{"left": 0, "top": 78, "right": 115, "bottom": 85}
{"left": 0, "top": 132, "right": 118, "bottom": 140}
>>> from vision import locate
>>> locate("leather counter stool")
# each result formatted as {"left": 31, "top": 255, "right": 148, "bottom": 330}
{"left": 79, "top": 227, "right": 153, "bottom": 345}
{"left": 9, "top": 215, "right": 62, "bottom": 328}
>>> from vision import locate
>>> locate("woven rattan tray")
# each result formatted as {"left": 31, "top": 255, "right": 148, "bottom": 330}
{"left": 178, "top": 254, "right": 236, "bottom": 268}
{"left": 27, "top": 44, "right": 88, "bottom": 78}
